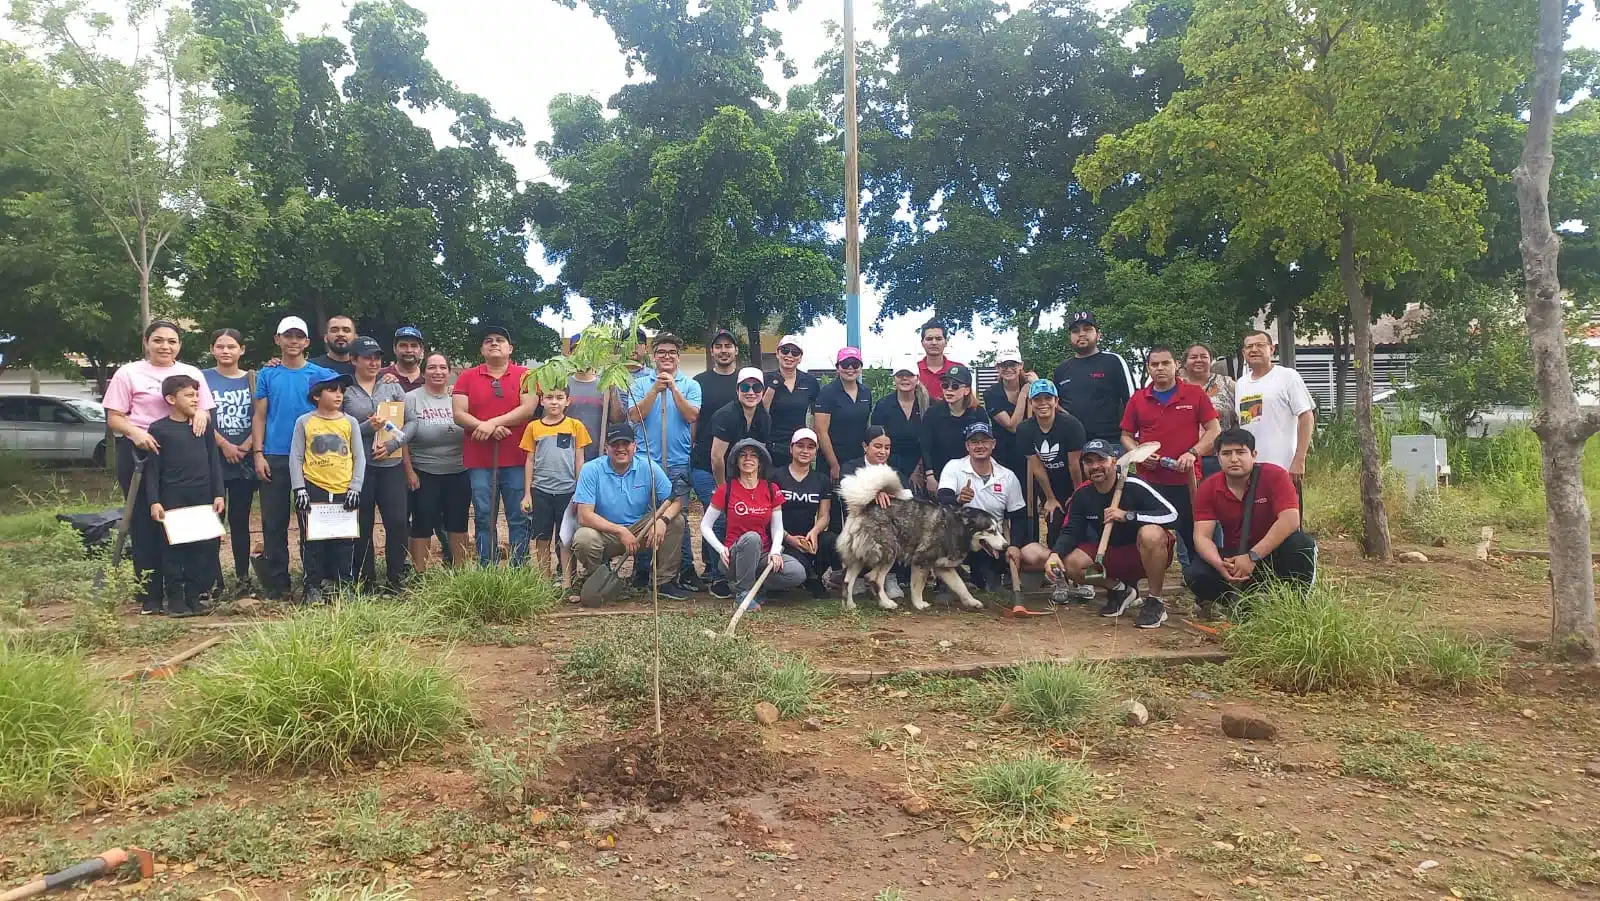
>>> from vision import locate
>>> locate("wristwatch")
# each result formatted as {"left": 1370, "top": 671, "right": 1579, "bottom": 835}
{"left": 1247, "top": 549, "right": 1263, "bottom": 563}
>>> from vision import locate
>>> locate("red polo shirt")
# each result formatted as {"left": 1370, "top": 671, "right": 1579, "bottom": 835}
{"left": 1194, "top": 462, "right": 1298, "bottom": 552}
{"left": 1119, "top": 381, "right": 1217, "bottom": 485}
{"left": 917, "top": 357, "right": 964, "bottom": 399}
{"left": 453, "top": 362, "right": 529, "bottom": 469}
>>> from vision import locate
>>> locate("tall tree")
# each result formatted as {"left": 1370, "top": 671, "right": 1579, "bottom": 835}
{"left": 1516, "top": 0, "right": 1599, "bottom": 661}
{"left": 1077, "top": 0, "right": 1528, "bottom": 560}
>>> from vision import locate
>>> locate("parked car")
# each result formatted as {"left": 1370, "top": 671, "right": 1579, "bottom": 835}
{"left": 1370, "top": 383, "right": 1532, "bottom": 436}
{"left": 0, "top": 394, "right": 109, "bottom": 464}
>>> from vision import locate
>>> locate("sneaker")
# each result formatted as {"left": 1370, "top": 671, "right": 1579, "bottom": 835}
{"left": 822, "top": 568, "right": 845, "bottom": 593}
{"left": 708, "top": 578, "right": 733, "bottom": 599}
{"left": 885, "top": 573, "right": 905, "bottom": 600}
{"left": 656, "top": 580, "right": 689, "bottom": 601}
{"left": 1136, "top": 596, "right": 1168, "bottom": 630}
{"left": 305, "top": 586, "right": 325, "bottom": 606}
{"left": 1069, "top": 582, "right": 1098, "bottom": 602}
{"left": 677, "top": 570, "right": 708, "bottom": 593}
{"left": 804, "top": 577, "right": 827, "bottom": 599}
{"left": 1099, "top": 581, "right": 1136, "bottom": 618}
{"left": 1050, "top": 579, "right": 1075, "bottom": 606}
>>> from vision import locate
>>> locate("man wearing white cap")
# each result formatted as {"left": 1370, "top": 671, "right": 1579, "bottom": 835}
{"left": 814, "top": 346, "right": 874, "bottom": 482}
{"left": 762, "top": 334, "right": 820, "bottom": 466}
{"left": 250, "top": 316, "right": 340, "bottom": 599}
{"left": 871, "top": 355, "right": 928, "bottom": 488}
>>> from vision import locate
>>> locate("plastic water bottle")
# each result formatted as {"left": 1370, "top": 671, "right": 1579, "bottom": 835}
{"left": 1156, "top": 455, "right": 1182, "bottom": 470}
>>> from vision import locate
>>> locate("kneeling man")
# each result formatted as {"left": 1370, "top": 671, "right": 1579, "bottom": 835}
{"left": 938, "top": 421, "right": 1051, "bottom": 590}
{"left": 1184, "top": 428, "right": 1317, "bottom": 616}
{"left": 1044, "top": 439, "right": 1179, "bottom": 629}
{"left": 571, "top": 423, "right": 687, "bottom": 600}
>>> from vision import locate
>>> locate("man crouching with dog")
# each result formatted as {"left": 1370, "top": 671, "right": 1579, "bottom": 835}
{"left": 1044, "top": 439, "right": 1180, "bottom": 629}
{"left": 936, "top": 421, "right": 1052, "bottom": 591}
{"left": 569, "top": 423, "right": 686, "bottom": 605}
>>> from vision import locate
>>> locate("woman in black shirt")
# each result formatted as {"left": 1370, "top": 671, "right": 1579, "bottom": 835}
{"left": 762, "top": 335, "right": 821, "bottom": 467}
{"left": 871, "top": 357, "right": 927, "bottom": 489}
{"left": 773, "top": 428, "right": 835, "bottom": 594}
{"left": 814, "top": 347, "right": 872, "bottom": 481}
{"left": 837, "top": 426, "right": 907, "bottom": 600}
{"left": 918, "top": 364, "right": 988, "bottom": 495}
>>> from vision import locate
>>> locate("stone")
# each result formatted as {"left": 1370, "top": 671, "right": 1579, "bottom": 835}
{"left": 1397, "top": 551, "right": 1429, "bottom": 563}
{"left": 228, "top": 597, "right": 264, "bottom": 616}
{"left": 1221, "top": 708, "right": 1279, "bottom": 741}
{"left": 1583, "top": 762, "right": 1600, "bottom": 779}
{"left": 1119, "top": 700, "right": 1150, "bottom": 727}
{"left": 754, "top": 702, "right": 780, "bottom": 726}
{"left": 802, "top": 717, "right": 824, "bottom": 732}
{"left": 900, "top": 795, "right": 932, "bottom": 816}
{"left": 902, "top": 724, "right": 922, "bottom": 739}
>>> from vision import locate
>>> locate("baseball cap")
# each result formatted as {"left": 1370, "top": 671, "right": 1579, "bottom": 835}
{"left": 777, "top": 334, "right": 803, "bottom": 352}
{"left": 940, "top": 364, "right": 972, "bottom": 387}
{"left": 275, "top": 315, "right": 310, "bottom": 336}
{"left": 1080, "top": 438, "right": 1121, "bottom": 460}
{"left": 1069, "top": 310, "right": 1097, "bottom": 329}
{"left": 736, "top": 366, "right": 765, "bottom": 384}
{"left": 605, "top": 422, "right": 637, "bottom": 444}
{"left": 996, "top": 346, "right": 1023, "bottom": 364}
{"left": 568, "top": 334, "right": 582, "bottom": 351}
{"left": 709, "top": 328, "right": 738, "bottom": 345}
{"left": 892, "top": 356, "right": 918, "bottom": 375}
{"left": 480, "top": 324, "right": 510, "bottom": 341}
{"left": 306, "top": 373, "right": 353, "bottom": 403}
{"left": 790, "top": 427, "right": 819, "bottom": 445}
{"left": 1028, "top": 378, "right": 1058, "bottom": 398}
{"left": 394, "top": 326, "right": 424, "bottom": 342}
{"left": 964, "top": 421, "right": 994, "bottom": 441}
{"left": 836, "top": 346, "right": 863, "bottom": 364}
{"left": 350, "top": 336, "right": 383, "bottom": 357}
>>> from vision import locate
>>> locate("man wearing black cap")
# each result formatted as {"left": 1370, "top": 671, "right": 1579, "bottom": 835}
{"left": 688, "top": 328, "right": 742, "bottom": 592}
{"left": 1052, "top": 311, "right": 1136, "bottom": 444}
{"left": 918, "top": 363, "right": 990, "bottom": 496}
{"left": 452, "top": 325, "right": 534, "bottom": 565}
{"left": 381, "top": 326, "right": 426, "bottom": 391}
{"left": 570, "top": 422, "right": 687, "bottom": 600}
{"left": 1045, "top": 439, "right": 1180, "bottom": 629}
{"left": 937, "top": 420, "right": 1050, "bottom": 590}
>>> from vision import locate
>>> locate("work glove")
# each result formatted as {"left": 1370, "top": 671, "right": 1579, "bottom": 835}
{"left": 293, "top": 487, "right": 310, "bottom": 513}
{"left": 343, "top": 489, "right": 361, "bottom": 511}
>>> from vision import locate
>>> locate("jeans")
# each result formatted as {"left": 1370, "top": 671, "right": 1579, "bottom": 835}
{"left": 633, "top": 464, "right": 692, "bottom": 581}
{"left": 689, "top": 468, "right": 724, "bottom": 580}
{"left": 355, "top": 464, "right": 410, "bottom": 587}
{"left": 1183, "top": 531, "right": 1319, "bottom": 606}
{"left": 726, "top": 532, "right": 806, "bottom": 599}
{"left": 257, "top": 454, "right": 295, "bottom": 597}
{"left": 469, "top": 466, "right": 530, "bottom": 565}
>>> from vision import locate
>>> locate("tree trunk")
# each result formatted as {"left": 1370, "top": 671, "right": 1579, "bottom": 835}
{"left": 1334, "top": 313, "right": 1349, "bottom": 420}
{"left": 1516, "top": 0, "right": 1599, "bottom": 660}
{"left": 138, "top": 266, "right": 152, "bottom": 330}
{"left": 743, "top": 298, "right": 763, "bottom": 370}
{"left": 1276, "top": 306, "right": 1296, "bottom": 368}
{"left": 1339, "top": 216, "right": 1392, "bottom": 560}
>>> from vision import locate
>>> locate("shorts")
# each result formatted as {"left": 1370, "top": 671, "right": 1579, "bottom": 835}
{"left": 1074, "top": 534, "right": 1172, "bottom": 584}
{"left": 529, "top": 488, "right": 574, "bottom": 537}
{"left": 412, "top": 469, "right": 471, "bottom": 537}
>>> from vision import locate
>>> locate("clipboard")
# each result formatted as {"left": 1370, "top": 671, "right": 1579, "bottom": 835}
{"left": 377, "top": 400, "right": 405, "bottom": 427}
{"left": 305, "top": 503, "right": 360, "bottom": 541}
{"left": 160, "top": 505, "right": 225, "bottom": 545}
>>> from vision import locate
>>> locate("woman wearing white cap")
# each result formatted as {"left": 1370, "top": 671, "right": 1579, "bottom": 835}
{"left": 773, "top": 428, "right": 835, "bottom": 595}
{"left": 870, "top": 356, "right": 928, "bottom": 489}
{"left": 762, "top": 334, "right": 820, "bottom": 467}
{"left": 705, "top": 367, "right": 771, "bottom": 597}
{"left": 982, "top": 346, "right": 1038, "bottom": 538}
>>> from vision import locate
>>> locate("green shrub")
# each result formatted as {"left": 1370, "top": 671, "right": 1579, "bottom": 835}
{"left": 0, "top": 642, "right": 161, "bottom": 811}
{"left": 755, "top": 658, "right": 831, "bottom": 718}
{"left": 950, "top": 753, "right": 1098, "bottom": 851}
{"left": 1409, "top": 632, "right": 1507, "bottom": 693}
{"left": 408, "top": 565, "right": 562, "bottom": 625}
{"left": 169, "top": 606, "right": 469, "bottom": 771}
{"left": 996, "top": 662, "right": 1112, "bottom": 733}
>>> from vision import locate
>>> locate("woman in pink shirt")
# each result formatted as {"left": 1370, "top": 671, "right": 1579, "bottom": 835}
{"left": 103, "top": 320, "right": 216, "bottom": 613}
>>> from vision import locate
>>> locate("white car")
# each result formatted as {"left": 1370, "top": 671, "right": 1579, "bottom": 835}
{"left": 0, "top": 394, "right": 109, "bottom": 464}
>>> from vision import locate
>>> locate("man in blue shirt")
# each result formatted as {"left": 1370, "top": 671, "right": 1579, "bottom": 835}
{"left": 250, "top": 316, "right": 337, "bottom": 599}
{"left": 571, "top": 423, "right": 686, "bottom": 600}
{"left": 627, "top": 332, "right": 701, "bottom": 592}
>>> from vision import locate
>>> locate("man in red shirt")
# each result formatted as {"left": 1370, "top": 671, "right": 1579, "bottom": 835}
{"left": 452, "top": 325, "right": 534, "bottom": 565}
{"left": 915, "top": 321, "right": 964, "bottom": 399}
{"left": 1120, "top": 345, "right": 1219, "bottom": 567}
{"left": 1184, "top": 427, "right": 1318, "bottom": 617}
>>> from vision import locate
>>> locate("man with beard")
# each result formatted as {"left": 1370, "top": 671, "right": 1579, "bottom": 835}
{"left": 381, "top": 326, "right": 426, "bottom": 391}
{"left": 311, "top": 315, "right": 358, "bottom": 376}
{"left": 1052, "top": 311, "right": 1136, "bottom": 443}
{"left": 690, "top": 328, "right": 742, "bottom": 592}
{"left": 937, "top": 421, "right": 1048, "bottom": 591}
{"left": 453, "top": 325, "right": 534, "bottom": 565}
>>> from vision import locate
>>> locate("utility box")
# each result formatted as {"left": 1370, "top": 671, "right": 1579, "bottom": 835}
{"left": 1391, "top": 435, "right": 1448, "bottom": 495}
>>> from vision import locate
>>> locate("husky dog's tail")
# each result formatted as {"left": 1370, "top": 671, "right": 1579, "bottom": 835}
{"left": 839, "top": 463, "right": 912, "bottom": 515}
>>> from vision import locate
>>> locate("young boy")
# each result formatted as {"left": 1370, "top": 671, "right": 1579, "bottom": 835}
{"left": 147, "top": 375, "right": 226, "bottom": 617}
{"left": 520, "top": 385, "right": 591, "bottom": 583}
{"left": 290, "top": 374, "right": 366, "bottom": 603}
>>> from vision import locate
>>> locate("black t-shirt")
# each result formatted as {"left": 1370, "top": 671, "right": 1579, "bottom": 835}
{"left": 870, "top": 393, "right": 924, "bottom": 482}
{"left": 773, "top": 465, "right": 830, "bottom": 535}
{"left": 1052, "top": 351, "right": 1135, "bottom": 442}
{"left": 146, "top": 418, "right": 223, "bottom": 507}
{"left": 918, "top": 402, "right": 990, "bottom": 481}
{"left": 1055, "top": 476, "right": 1177, "bottom": 554}
{"left": 815, "top": 378, "right": 873, "bottom": 463}
{"left": 692, "top": 369, "right": 740, "bottom": 470}
{"left": 1018, "top": 413, "right": 1088, "bottom": 504}
{"left": 710, "top": 401, "right": 771, "bottom": 472}
{"left": 764, "top": 369, "right": 821, "bottom": 446}
{"left": 311, "top": 354, "right": 356, "bottom": 377}
{"left": 983, "top": 382, "right": 1028, "bottom": 474}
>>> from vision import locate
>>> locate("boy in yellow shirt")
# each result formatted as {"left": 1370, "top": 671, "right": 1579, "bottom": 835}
{"left": 291, "top": 374, "right": 365, "bottom": 603}
{"left": 520, "top": 385, "right": 591, "bottom": 582}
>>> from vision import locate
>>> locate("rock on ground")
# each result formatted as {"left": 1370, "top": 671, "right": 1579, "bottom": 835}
{"left": 1119, "top": 700, "right": 1150, "bottom": 727}
{"left": 754, "top": 702, "right": 780, "bottom": 726}
{"left": 1221, "top": 708, "right": 1279, "bottom": 741}
{"left": 1397, "top": 551, "right": 1430, "bottom": 563}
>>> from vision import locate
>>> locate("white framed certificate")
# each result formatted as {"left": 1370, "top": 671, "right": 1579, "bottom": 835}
{"left": 160, "top": 505, "right": 225, "bottom": 545}
{"left": 305, "top": 503, "right": 360, "bottom": 540}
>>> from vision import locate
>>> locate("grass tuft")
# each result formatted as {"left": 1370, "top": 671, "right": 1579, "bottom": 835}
{"left": 168, "top": 605, "right": 469, "bottom": 771}
{"left": 949, "top": 753, "right": 1099, "bottom": 852}
{"left": 407, "top": 565, "right": 562, "bottom": 625}
{"left": 995, "top": 662, "right": 1112, "bottom": 733}
{"left": 754, "top": 658, "right": 831, "bottom": 718}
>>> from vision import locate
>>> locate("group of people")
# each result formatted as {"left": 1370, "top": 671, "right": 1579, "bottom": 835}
{"left": 101, "top": 311, "right": 1320, "bottom": 624}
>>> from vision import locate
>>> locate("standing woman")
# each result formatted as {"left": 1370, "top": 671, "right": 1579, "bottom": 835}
{"left": 402, "top": 353, "right": 471, "bottom": 570}
{"left": 918, "top": 364, "right": 988, "bottom": 497}
{"left": 344, "top": 336, "right": 410, "bottom": 591}
{"left": 202, "top": 329, "right": 257, "bottom": 594}
{"left": 762, "top": 334, "right": 821, "bottom": 467}
{"left": 1181, "top": 344, "right": 1237, "bottom": 479}
{"left": 871, "top": 357, "right": 927, "bottom": 489}
{"left": 700, "top": 439, "right": 807, "bottom": 610}
{"left": 813, "top": 347, "right": 873, "bottom": 482}
{"left": 982, "top": 347, "right": 1036, "bottom": 510}
{"left": 104, "top": 320, "right": 215, "bottom": 614}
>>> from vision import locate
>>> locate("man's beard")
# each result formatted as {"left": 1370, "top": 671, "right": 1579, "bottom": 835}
{"left": 330, "top": 338, "right": 350, "bottom": 352}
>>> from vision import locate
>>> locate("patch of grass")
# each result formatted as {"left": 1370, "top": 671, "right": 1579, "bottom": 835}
{"left": 753, "top": 658, "right": 830, "bottom": 718}
{"left": 873, "top": 890, "right": 908, "bottom": 901}
{"left": 864, "top": 728, "right": 893, "bottom": 749}
{"left": 168, "top": 605, "right": 469, "bottom": 771}
{"left": 407, "top": 565, "right": 562, "bottom": 625}
{"left": 992, "top": 661, "right": 1112, "bottom": 733}
{"left": 469, "top": 705, "right": 569, "bottom": 810}
{"left": 120, "top": 800, "right": 311, "bottom": 878}
{"left": 1335, "top": 726, "right": 1500, "bottom": 789}
{"left": 948, "top": 753, "right": 1107, "bottom": 853}
{"left": 1522, "top": 826, "right": 1600, "bottom": 889}
{"left": 1429, "top": 859, "right": 1516, "bottom": 901}
{"left": 0, "top": 642, "right": 162, "bottom": 812}
{"left": 321, "top": 788, "right": 434, "bottom": 864}
{"left": 303, "top": 885, "right": 417, "bottom": 901}
{"left": 1184, "top": 820, "right": 1308, "bottom": 878}
{"left": 1410, "top": 632, "right": 1507, "bottom": 692}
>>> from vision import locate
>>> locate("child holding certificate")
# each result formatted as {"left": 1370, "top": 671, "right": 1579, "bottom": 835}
{"left": 147, "top": 375, "right": 226, "bottom": 617}
{"left": 290, "top": 374, "right": 366, "bottom": 604}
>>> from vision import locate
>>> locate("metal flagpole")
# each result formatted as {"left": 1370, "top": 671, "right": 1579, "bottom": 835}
{"left": 843, "top": 0, "right": 862, "bottom": 350}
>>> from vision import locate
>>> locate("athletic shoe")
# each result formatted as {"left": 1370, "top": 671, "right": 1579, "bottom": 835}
{"left": 708, "top": 578, "right": 733, "bottom": 599}
{"left": 1099, "top": 581, "right": 1136, "bottom": 618}
{"left": 1050, "top": 579, "right": 1076, "bottom": 606}
{"left": 656, "top": 580, "right": 689, "bottom": 601}
{"left": 885, "top": 572, "right": 905, "bottom": 600}
{"left": 305, "top": 587, "right": 325, "bottom": 606}
{"left": 677, "top": 570, "right": 708, "bottom": 593}
{"left": 1068, "top": 582, "right": 1098, "bottom": 602}
{"left": 1136, "top": 596, "right": 1168, "bottom": 630}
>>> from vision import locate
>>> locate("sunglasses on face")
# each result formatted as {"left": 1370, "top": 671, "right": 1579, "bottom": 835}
{"left": 738, "top": 381, "right": 764, "bottom": 393}
{"left": 838, "top": 360, "right": 862, "bottom": 370}
{"left": 941, "top": 382, "right": 964, "bottom": 391}
{"left": 778, "top": 347, "right": 802, "bottom": 357}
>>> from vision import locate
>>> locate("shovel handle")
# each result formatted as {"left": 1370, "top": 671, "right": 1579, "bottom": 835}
{"left": 1093, "top": 475, "right": 1126, "bottom": 563}
{"left": 724, "top": 559, "right": 776, "bottom": 637}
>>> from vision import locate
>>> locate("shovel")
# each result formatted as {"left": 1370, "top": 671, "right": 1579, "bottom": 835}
{"left": 1084, "top": 441, "right": 1162, "bottom": 581}
{"left": 1003, "top": 554, "right": 1050, "bottom": 618}
{"left": 95, "top": 448, "right": 148, "bottom": 591}
{"left": 0, "top": 846, "right": 153, "bottom": 900}
{"left": 724, "top": 558, "right": 776, "bottom": 637}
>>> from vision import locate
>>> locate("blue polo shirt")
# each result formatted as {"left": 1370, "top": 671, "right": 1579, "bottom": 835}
{"left": 254, "top": 361, "right": 338, "bottom": 456}
{"left": 573, "top": 453, "right": 674, "bottom": 525}
{"left": 629, "top": 371, "right": 701, "bottom": 469}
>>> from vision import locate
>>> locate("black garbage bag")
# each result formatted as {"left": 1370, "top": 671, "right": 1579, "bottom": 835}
{"left": 56, "top": 509, "right": 124, "bottom": 553}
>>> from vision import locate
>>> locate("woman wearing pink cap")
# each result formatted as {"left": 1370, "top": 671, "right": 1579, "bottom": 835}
{"left": 762, "top": 335, "right": 820, "bottom": 467}
{"left": 813, "top": 346, "right": 873, "bottom": 482}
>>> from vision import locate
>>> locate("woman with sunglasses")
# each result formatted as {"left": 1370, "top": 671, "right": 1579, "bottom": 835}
{"left": 871, "top": 356, "right": 928, "bottom": 488}
{"left": 762, "top": 334, "right": 820, "bottom": 467}
{"left": 917, "top": 364, "right": 989, "bottom": 497}
{"left": 706, "top": 367, "right": 771, "bottom": 598}
{"left": 813, "top": 347, "right": 873, "bottom": 483}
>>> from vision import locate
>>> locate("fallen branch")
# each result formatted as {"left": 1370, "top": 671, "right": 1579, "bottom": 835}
{"left": 115, "top": 634, "right": 228, "bottom": 682}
